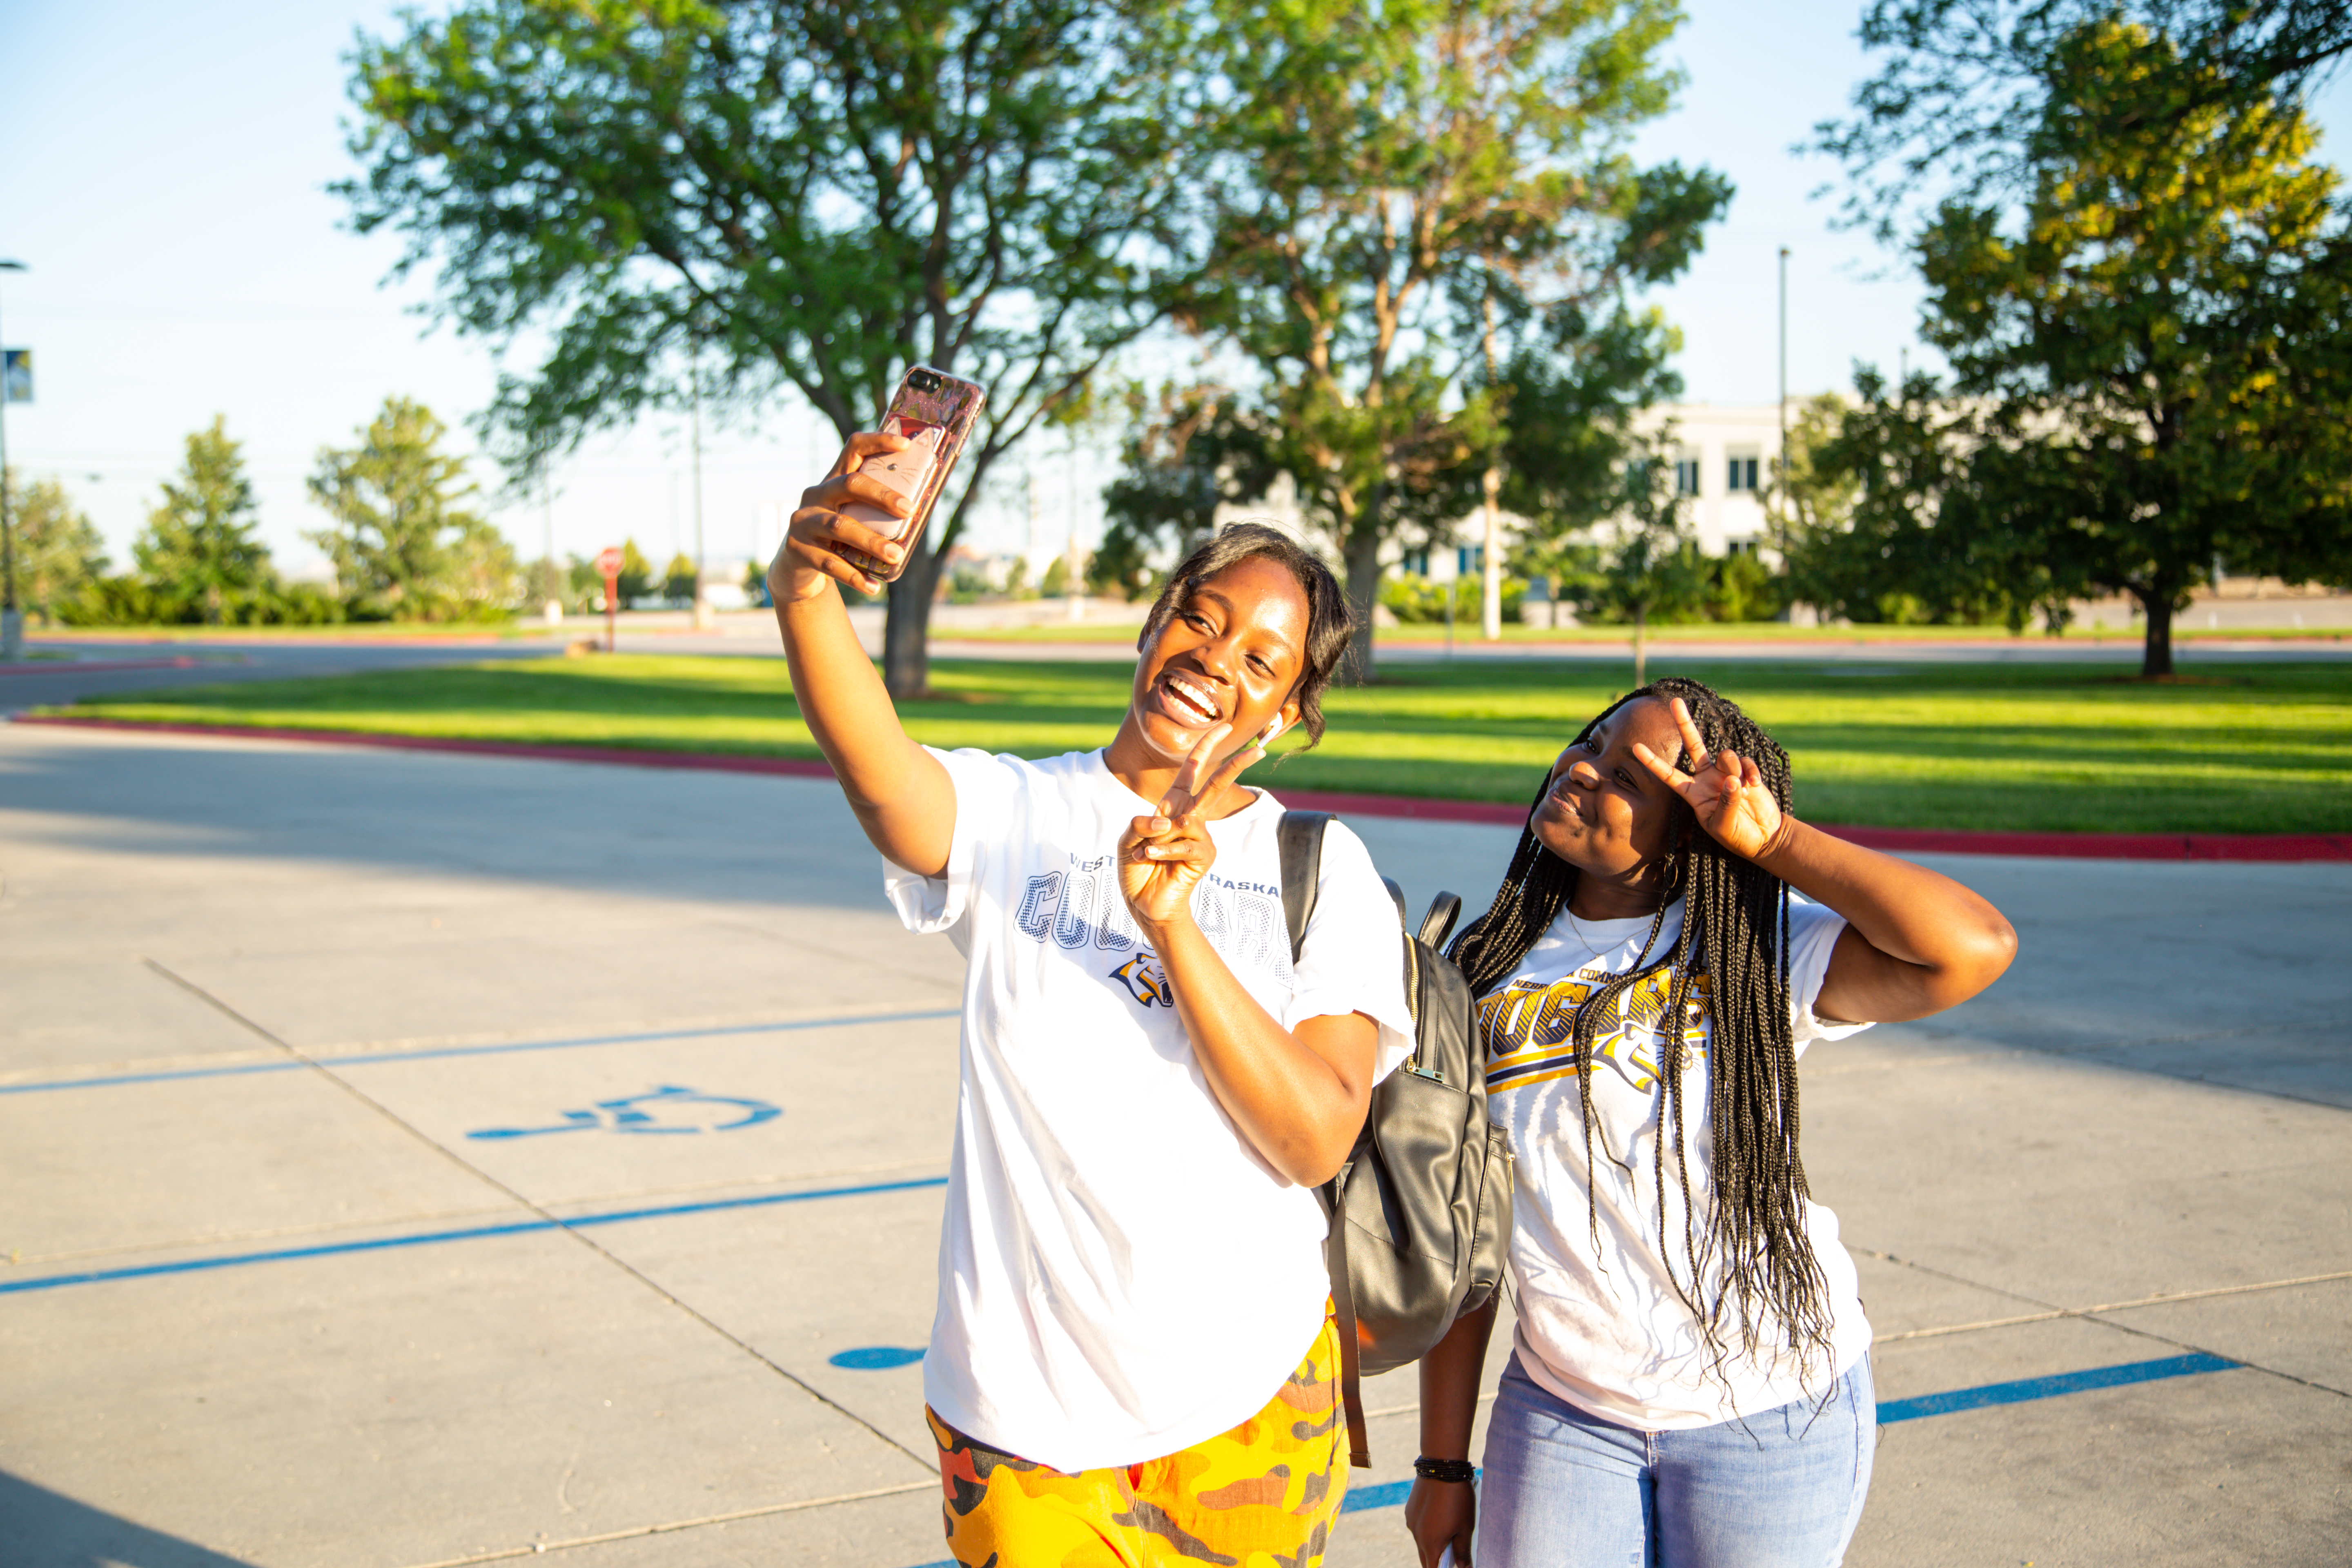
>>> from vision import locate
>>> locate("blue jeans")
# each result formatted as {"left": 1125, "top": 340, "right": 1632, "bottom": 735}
{"left": 1475, "top": 1352, "right": 1875, "bottom": 1568}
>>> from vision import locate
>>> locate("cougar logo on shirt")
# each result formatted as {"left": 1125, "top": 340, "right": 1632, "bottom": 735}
{"left": 1014, "top": 866, "right": 1292, "bottom": 987}
{"left": 1108, "top": 951, "right": 1174, "bottom": 1008}
{"left": 1480, "top": 969, "right": 1711, "bottom": 1096}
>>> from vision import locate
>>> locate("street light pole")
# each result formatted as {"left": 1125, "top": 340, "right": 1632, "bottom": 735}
{"left": 1775, "top": 246, "right": 1790, "bottom": 557}
{"left": 0, "top": 260, "right": 26, "bottom": 664}
{"left": 689, "top": 341, "right": 710, "bottom": 628}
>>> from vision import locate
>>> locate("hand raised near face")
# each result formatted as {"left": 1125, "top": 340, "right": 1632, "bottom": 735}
{"left": 1631, "top": 696, "right": 1790, "bottom": 863}
{"left": 767, "top": 430, "right": 914, "bottom": 604}
{"left": 1116, "top": 723, "right": 1270, "bottom": 934}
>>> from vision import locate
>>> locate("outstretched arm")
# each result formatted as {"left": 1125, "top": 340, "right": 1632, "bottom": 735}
{"left": 770, "top": 432, "right": 956, "bottom": 878}
{"left": 1634, "top": 698, "right": 2017, "bottom": 1025}
{"left": 1118, "top": 728, "right": 1378, "bottom": 1186}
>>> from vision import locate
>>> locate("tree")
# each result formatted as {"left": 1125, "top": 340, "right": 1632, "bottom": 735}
{"left": 662, "top": 552, "right": 698, "bottom": 604}
{"left": 1566, "top": 439, "right": 1707, "bottom": 687}
{"left": 1783, "top": 374, "right": 2035, "bottom": 629}
{"left": 1492, "top": 299, "right": 1688, "bottom": 612}
{"left": 1820, "top": 0, "right": 2352, "bottom": 240}
{"left": 616, "top": 540, "right": 654, "bottom": 606}
{"left": 342, "top": 0, "right": 1197, "bottom": 695}
{"left": 4, "top": 470, "right": 107, "bottom": 624}
{"left": 307, "top": 397, "right": 517, "bottom": 620}
{"left": 1186, "top": 0, "right": 1726, "bottom": 678}
{"left": 135, "top": 417, "right": 272, "bottom": 624}
{"left": 1095, "top": 383, "right": 1281, "bottom": 601}
{"left": 1822, "top": 22, "right": 2352, "bottom": 673}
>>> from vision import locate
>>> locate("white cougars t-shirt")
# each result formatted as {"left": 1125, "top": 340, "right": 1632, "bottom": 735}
{"left": 885, "top": 747, "right": 1414, "bottom": 1472}
{"left": 1482, "top": 894, "right": 1872, "bottom": 1430}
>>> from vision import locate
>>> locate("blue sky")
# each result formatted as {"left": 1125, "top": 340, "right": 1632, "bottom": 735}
{"left": 3, "top": 1, "right": 2348, "bottom": 576}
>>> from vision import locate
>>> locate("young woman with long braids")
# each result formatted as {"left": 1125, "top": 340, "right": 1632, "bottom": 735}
{"left": 1404, "top": 677, "right": 2016, "bottom": 1568}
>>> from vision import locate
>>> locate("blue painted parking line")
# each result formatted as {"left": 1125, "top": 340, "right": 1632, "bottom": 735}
{"left": 1875, "top": 1351, "right": 2236, "bottom": 1422}
{"left": 885, "top": 1354, "right": 2247, "bottom": 1559}
{"left": 0, "top": 1175, "right": 950, "bottom": 1296}
{"left": 0, "top": 1008, "right": 961, "bottom": 1096}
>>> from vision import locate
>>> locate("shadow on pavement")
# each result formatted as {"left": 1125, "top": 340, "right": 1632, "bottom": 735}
{"left": 0, "top": 729, "right": 889, "bottom": 915}
{"left": 0, "top": 1470, "right": 259, "bottom": 1568}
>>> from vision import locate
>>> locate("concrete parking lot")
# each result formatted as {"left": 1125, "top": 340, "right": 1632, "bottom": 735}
{"left": 0, "top": 723, "right": 2345, "bottom": 1567}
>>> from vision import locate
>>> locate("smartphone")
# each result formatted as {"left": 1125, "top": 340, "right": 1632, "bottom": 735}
{"left": 835, "top": 365, "right": 987, "bottom": 583}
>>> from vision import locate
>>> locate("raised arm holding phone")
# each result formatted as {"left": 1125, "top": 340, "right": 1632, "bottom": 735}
{"left": 771, "top": 399, "right": 1415, "bottom": 1567}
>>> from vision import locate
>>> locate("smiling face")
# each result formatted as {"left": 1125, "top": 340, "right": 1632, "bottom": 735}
{"left": 1529, "top": 697, "right": 1689, "bottom": 900}
{"left": 1121, "top": 555, "right": 1310, "bottom": 771}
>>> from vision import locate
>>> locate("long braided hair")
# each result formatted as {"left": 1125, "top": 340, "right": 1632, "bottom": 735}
{"left": 1449, "top": 676, "right": 1831, "bottom": 1370}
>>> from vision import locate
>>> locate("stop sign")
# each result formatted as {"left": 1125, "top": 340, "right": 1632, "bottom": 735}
{"left": 595, "top": 546, "right": 624, "bottom": 579}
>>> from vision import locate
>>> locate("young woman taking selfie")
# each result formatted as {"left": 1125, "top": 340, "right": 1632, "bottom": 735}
{"left": 772, "top": 429, "right": 1414, "bottom": 1568}
{"left": 1405, "top": 677, "right": 2017, "bottom": 1568}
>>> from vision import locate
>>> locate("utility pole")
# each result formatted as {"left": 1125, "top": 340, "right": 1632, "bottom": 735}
{"left": 0, "top": 260, "right": 24, "bottom": 664}
{"left": 541, "top": 477, "right": 561, "bottom": 624}
{"left": 1775, "top": 246, "right": 1791, "bottom": 557}
{"left": 689, "top": 343, "right": 711, "bottom": 628}
{"left": 1479, "top": 290, "right": 1503, "bottom": 642}
{"left": 1065, "top": 436, "right": 1083, "bottom": 622}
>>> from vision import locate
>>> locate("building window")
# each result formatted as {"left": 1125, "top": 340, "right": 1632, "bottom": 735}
{"left": 1674, "top": 456, "right": 1702, "bottom": 496}
{"left": 1726, "top": 536, "right": 1759, "bottom": 556}
{"left": 1726, "top": 453, "right": 1759, "bottom": 492}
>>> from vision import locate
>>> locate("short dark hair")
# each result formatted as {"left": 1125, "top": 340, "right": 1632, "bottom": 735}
{"left": 1137, "top": 521, "right": 1354, "bottom": 749}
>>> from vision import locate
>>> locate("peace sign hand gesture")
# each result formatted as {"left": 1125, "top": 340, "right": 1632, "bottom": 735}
{"left": 1117, "top": 724, "right": 1267, "bottom": 935}
{"left": 1631, "top": 697, "right": 1792, "bottom": 863}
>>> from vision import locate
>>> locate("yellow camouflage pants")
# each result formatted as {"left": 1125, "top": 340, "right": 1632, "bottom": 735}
{"left": 928, "top": 1310, "right": 1349, "bottom": 1566}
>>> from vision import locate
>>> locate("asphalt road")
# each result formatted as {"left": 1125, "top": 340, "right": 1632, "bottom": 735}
{"left": 0, "top": 724, "right": 2344, "bottom": 1568}
{"left": 0, "top": 635, "right": 561, "bottom": 715}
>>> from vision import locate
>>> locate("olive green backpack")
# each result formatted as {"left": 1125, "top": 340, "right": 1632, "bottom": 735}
{"left": 1277, "top": 811, "right": 1515, "bottom": 1468}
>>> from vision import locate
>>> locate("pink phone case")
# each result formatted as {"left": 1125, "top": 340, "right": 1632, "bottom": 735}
{"left": 837, "top": 366, "right": 987, "bottom": 583}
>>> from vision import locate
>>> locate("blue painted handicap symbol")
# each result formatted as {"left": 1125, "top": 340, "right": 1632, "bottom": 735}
{"left": 467, "top": 1085, "right": 781, "bottom": 1140}
{"left": 830, "top": 1346, "right": 925, "bottom": 1370}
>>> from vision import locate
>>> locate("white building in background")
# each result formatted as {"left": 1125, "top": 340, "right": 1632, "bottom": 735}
{"left": 1207, "top": 403, "right": 1798, "bottom": 574}
{"left": 1640, "top": 402, "right": 1788, "bottom": 559}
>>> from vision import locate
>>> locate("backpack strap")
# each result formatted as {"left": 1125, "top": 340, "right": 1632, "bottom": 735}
{"left": 1324, "top": 1161, "right": 1372, "bottom": 1468}
{"left": 1276, "top": 811, "right": 1330, "bottom": 962}
{"left": 1277, "top": 810, "right": 1371, "bottom": 1468}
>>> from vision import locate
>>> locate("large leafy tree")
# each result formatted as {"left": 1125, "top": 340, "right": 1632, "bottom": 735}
{"left": 342, "top": 0, "right": 1194, "bottom": 695}
{"left": 307, "top": 397, "right": 519, "bottom": 619}
{"left": 1185, "top": 0, "right": 1725, "bottom": 677}
{"left": 1819, "top": 21, "right": 2352, "bottom": 674}
{"left": 4, "top": 470, "right": 107, "bottom": 624}
{"left": 1820, "top": 0, "right": 2352, "bottom": 238}
{"left": 134, "top": 417, "right": 273, "bottom": 624}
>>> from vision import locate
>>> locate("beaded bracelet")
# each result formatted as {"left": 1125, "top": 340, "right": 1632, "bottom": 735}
{"left": 1413, "top": 1456, "right": 1477, "bottom": 1484}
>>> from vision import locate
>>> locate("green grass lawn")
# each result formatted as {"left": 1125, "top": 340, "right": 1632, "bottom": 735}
{"left": 946, "top": 619, "right": 2351, "bottom": 646}
{"left": 47, "top": 654, "right": 2352, "bottom": 833}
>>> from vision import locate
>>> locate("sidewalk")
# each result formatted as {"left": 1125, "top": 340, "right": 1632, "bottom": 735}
{"left": 0, "top": 722, "right": 2344, "bottom": 1566}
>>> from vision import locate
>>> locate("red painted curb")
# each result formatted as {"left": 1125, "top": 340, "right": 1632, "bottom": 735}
{"left": 13, "top": 715, "right": 838, "bottom": 781}
{"left": 0, "top": 657, "right": 207, "bottom": 675}
{"left": 15, "top": 714, "right": 2348, "bottom": 862}
{"left": 1809, "top": 824, "right": 2352, "bottom": 863}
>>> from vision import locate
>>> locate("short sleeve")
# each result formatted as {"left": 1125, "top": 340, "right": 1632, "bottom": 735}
{"left": 1786, "top": 895, "right": 1871, "bottom": 1052}
{"left": 881, "top": 746, "right": 1021, "bottom": 935}
{"left": 1282, "top": 821, "right": 1418, "bottom": 1082}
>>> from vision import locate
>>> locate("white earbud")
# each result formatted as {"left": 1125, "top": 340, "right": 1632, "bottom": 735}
{"left": 1258, "top": 716, "right": 1287, "bottom": 748}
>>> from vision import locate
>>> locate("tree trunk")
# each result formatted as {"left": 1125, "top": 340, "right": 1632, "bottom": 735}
{"left": 2135, "top": 585, "right": 2176, "bottom": 678}
{"left": 882, "top": 544, "right": 943, "bottom": 698}
{"left": 1343, "top": 526, "right": 1381, "bottom": 685}
{"left": 1633, "top": 601, "right": 1648, "bottom": 689}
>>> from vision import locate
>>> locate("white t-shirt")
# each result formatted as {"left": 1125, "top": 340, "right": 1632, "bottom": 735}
{"left": 884, "top": 747, "right": 1415, "bottom": 1472}
{"left": 1481, "top": 894, "right": 1872, "bottom": 1430}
